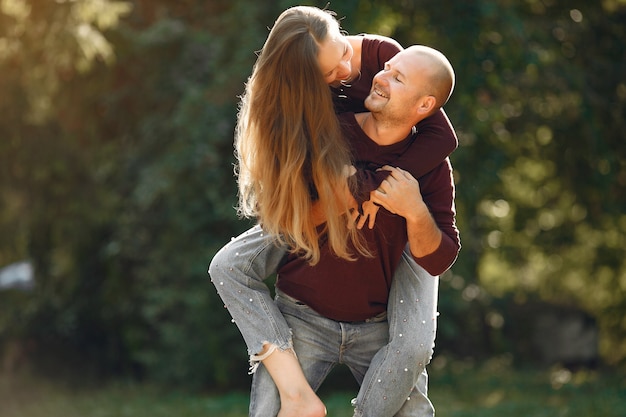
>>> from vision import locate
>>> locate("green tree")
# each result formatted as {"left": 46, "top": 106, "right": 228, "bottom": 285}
{"left": 0, "top": 0, "right": 133, "bottom": 373}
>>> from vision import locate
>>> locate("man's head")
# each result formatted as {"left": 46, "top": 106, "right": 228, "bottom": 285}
{"left": 364, "top": 45, "right": 455, "bottom": 125}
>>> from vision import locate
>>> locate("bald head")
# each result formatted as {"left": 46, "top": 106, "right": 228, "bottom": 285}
{"left": 403, "top": 45, "right": 455, "bottom": 109}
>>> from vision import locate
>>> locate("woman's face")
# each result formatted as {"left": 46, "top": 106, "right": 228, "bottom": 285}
{"left": 317, "top": 30, "right": 353, "bottom": 87}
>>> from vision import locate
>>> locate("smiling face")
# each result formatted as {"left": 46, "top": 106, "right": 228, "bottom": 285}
{"left": 364, "top": 50, "right": 431, "bottom": 122}
{"left": 317, "top": 29, "right": 354, "bottom": 87}
{"left": 364, "top": 46, "right": 453, "bottom": 124}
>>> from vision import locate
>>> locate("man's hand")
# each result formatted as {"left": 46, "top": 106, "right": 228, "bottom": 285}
{"left": 371, "top": 165, "right": 442, "bottom": 258}
{"left": 356, "top": 165, "right": 421, "bottom": 230}
{"left": 370, "top": 165, "right": 427, "bottom": 221}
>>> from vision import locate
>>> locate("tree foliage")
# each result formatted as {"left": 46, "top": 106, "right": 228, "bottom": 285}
{"left": 0, "top": 0, "right": 624, "bottom": 389}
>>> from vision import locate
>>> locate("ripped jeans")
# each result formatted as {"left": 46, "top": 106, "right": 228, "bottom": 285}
{"left": 208, "top": 225, "right": 439, "bottom": 417}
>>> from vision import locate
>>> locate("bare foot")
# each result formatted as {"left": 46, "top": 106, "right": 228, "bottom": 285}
{"left": 278, "top": 389, "right": 327, "bottom": 417}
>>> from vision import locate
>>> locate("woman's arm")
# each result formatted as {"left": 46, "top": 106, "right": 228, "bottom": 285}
{"left": 398, "top": 108, "right": 458, "bottom": 177}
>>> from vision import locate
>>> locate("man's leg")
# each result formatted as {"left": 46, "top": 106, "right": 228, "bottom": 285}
{"left": 352, "top": 250, "right": 439, "bottom": 417}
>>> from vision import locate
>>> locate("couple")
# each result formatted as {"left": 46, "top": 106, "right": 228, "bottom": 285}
{"left": 209, "top": 6, "right": 460, "bottom": 417}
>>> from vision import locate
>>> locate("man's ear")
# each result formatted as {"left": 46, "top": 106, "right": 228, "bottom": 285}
{"left": 416, "top": 95, "right": 437, "bottom": 115}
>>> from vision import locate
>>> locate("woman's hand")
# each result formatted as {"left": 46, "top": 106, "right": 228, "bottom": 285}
{"left": 356, "top": 198, "right": 380, "bottom": 230}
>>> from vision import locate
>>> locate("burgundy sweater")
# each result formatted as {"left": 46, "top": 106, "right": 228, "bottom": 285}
{"left": 277, "top": 115, "right": 459, "bottom": 322}
{"left": 275, "top": 36, "right": 461, "bottom": 322}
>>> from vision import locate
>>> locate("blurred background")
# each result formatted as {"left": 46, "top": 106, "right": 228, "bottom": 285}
{"left": 1, "top": 0, "right": 625, "bottom": 415}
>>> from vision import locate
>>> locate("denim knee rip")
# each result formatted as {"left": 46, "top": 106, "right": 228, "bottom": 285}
{"left": 248, "top": 338, "right": 294, "bottom": 374}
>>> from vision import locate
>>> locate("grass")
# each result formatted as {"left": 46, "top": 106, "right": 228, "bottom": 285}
{"left": 1, "top": 359, "right": 625, "bottom": 417}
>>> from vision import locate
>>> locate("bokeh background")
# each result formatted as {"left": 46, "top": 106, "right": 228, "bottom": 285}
{"left": 1, "top": 0, "right": 625, "bottom": 411}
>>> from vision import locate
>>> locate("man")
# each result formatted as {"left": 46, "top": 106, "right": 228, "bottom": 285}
{"left": 250, "top": 45, "right": 459, "bottom": 417}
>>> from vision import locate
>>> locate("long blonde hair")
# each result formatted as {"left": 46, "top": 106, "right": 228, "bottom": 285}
{"left": 235, "top": 6, "right": 368, "bottom": 264}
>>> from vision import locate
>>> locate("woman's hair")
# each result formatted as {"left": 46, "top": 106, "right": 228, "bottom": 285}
{"left": 235, "top": 6, "right": 368, "bottom": 265}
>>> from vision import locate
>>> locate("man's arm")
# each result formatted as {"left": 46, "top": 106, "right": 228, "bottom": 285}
{"left": 370, "top": 166, "right": 442, "bottom": 257}
{"left": 369, "top": 162, "right": 460, "bottom": 275}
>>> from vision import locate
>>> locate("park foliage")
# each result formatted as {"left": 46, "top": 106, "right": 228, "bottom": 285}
{"left": 0, "top": 0, "right": 624, "bottom": 389}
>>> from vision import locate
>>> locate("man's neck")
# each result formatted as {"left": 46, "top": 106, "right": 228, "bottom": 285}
{"left": 355, "top": 112, "right": 413, "bottom": 146}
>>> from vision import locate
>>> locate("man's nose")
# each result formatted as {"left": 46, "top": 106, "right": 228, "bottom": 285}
{"left": 372, "top": 70, "right": 388, "bottom": 85}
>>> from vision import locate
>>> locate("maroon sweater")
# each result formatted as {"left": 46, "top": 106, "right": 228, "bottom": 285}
{"left": 277, "top": 114, "right": 459, "bottom": 321}
{"left": 275, "top": 36, "right": 461, "bottom": 322}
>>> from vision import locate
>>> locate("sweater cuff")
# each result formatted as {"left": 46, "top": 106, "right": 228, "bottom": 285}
{"left": 413, "top": 233, "right": 459, "bottom": 276}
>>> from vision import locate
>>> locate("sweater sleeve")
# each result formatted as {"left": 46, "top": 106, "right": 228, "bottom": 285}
{"left": 393, "top": 109, "right": 458, "bottom": 178}
{"left": 352, "top": 164, "right": 389, "bottom": 206}
{"left": 369, "top": 34, "right": 404, "bottom": 66}
{"left": 411, "top": 158, "right": 460, "bottom": 275}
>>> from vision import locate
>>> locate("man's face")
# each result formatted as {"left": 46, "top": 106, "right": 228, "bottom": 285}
{"left": 364, "top": 50, "right": 430, "bottom": 119}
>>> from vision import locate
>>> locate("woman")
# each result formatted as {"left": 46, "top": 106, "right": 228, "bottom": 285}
{"left": 209, "top": 6, "right": 458, "bottom": 417}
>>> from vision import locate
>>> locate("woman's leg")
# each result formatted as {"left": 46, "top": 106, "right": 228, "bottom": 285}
{"left": 208, "top": 225, "right": 325, "bottom": 417}
{"left": 352, "top": 249, "right": 439, "bottom": 417}
{"left": 251, "top": 348, "right": 327, "bottom": 417}
{"left": 250, "top": 289, "right": 344, "bottom": 417}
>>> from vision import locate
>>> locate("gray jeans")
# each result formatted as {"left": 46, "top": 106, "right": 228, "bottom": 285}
{"left": 209, "top": 225, "right": 439, "bottom": 417}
